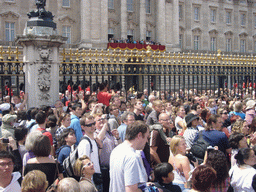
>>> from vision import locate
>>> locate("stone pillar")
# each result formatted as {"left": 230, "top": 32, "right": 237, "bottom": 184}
{"left": 140, "top": 0, "right": 146, "bottom": 41}
{"left": 169, "top": 0, "right": 180, "bottom": 52}
{"left": 156, "top": 0, "right": 165, "bottom": 45}
{"left": 100, "top": 0, "right": 108, "bottom": 47}
{"left": 121, "top": 0, "right": 127, "bottom": 40}
{"left": 80, "top": 0, "right": 92, "bottom": 48}
{"left": 16, "top": 35, "right": 66, "bottom": 108}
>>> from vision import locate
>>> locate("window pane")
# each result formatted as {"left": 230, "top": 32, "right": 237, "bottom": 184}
{"left": 5, "top": 22, "right": 15, "bottom": 41}
{"left": 226, "top": 12, "right": 231, "bottom": 24}
{"left": 226, "top": 38, "right": 232, "bottom": 52}
{"left": 194, "top": 36, "right": 199, "bottom": 50}
{"left": 179, "top": 34, "right": 183, "bottom": 49}
{"left": 179, "top": 5, "right": 182, "bottom": 19}
{"left": 210, "top": 9, "right": 216, "bottom": 22}
{"left": 210, "top": 37, "right": 216, "bottom": 51}
{"left": 108, "top": 0, "right": 114, "bottom": 9}
{"left": 63, "top": 0, "right": 70, "bottom": 7}
{"left": 146, "top": 0, "right": 150, "bottom": 13}
{"left": 127, "top": 0, "right": 133, "bottom": 11}
{"left": 62, "top": 26, "right": 71, "bottom": 44}
{"left": 194, "top": 7, "right": 200, "bottom": 20}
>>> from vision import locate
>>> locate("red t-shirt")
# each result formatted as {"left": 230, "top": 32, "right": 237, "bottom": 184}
{"left": 97, "top": 91, "right": 112, "bottom": 106}
{"left": 37, "top": 128, "right": 53, "bottom": 145}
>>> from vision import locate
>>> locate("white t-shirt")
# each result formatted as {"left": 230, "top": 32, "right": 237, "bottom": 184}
{"left": 0, "top": 172, "right": 21, "bottom": 192}
{"left": 77, "top": 135, "right": 101, "bottom": 173}
{"left": 109, "top": 141, "right": 147, "bottom": 192}
{"left": 229, "top": 164, "right": 256, "bottom": 192}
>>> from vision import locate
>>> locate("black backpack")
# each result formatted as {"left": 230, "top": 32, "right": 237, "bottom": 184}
{"left": 190, "top": 131, "right": 210, "bottom": 161}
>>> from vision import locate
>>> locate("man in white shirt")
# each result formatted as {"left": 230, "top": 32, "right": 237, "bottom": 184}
{"left": 77, "top": 115, "right": 102, "bottom": 191}
{"left": 110, "top": 121, "right": 150, "bottom": 192}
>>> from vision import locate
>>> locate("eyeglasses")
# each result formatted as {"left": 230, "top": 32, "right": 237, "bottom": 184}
{"left": 160, "top": 119, "right": 171, "bottom": 121}
{"left": 221, "top": 112, "right": 228, "bottom": 115}
{"left": 85, "top": 122, "right": 96, "bottom": 127}
{"left": 0, "top": 162, "right": 13, "bottom": 167}
{"left": 96, "top": 118, "right": 106, "bottom": 122}
{"left": 82, "top": 162, "right": 93, "bottom": 168}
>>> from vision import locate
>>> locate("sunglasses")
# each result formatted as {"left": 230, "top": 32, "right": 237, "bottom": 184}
{"left": 222, "top": 112, "right": 228, "bottom": 115}
{"left": 85, "top": 122, "right": 96, "bottom": 127}
{"left": 83, "top": 162, "right": 93, "bottom": 168}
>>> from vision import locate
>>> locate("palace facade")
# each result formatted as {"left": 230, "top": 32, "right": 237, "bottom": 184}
{"left": 0, "top": 0, "right": 256, "bottom": 53}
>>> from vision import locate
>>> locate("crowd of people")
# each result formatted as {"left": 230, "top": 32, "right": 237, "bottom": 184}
{"left": 108, "top": 38, "right": 161, "bottom": 45}
{"left": 1, "top": 81, "right": 256, "bottom": 192}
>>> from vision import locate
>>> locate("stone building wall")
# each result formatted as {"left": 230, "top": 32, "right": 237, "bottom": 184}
{"left": 0, "top": 0, "right": 256, "bottom": 53}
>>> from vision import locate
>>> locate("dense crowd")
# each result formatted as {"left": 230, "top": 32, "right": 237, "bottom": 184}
{"left": 1, "top": 82, "right": 256, "bottom": 192}
{"left": 108, "top": 38, "right": 161, "bottom": 45}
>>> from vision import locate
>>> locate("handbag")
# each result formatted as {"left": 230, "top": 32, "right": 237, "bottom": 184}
{"left": 46, "top": 160, "right": 61, "bottom": 192}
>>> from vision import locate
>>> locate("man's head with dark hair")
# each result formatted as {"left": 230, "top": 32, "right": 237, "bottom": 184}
{"left": 0, "top": 150, "right": 15, "bottom": 163}
{"left": 125, "top": 121, "right": 149, "bottom": 141}
{"left": 30, "top": 108, "right": 39, "bottom": 119}
{"left": 35, "top": 111, "right": 47, "bottom": 125}
{"left": 154, "top": 162, "right": 174, "bottom": 183}
{"left": 71, "top": 103, "right": 82, "bottom": 117}
{"left": 99, "top": 82, "right": 107, "bottom": 91}
{"left": 14, "top": 126, "right": 28, "bottom": 142}
{"left": 17, "top": 110, "right": 27, "bottom": 121}
{"left": 137, "top": 92, "right": 144, "bottom": 99}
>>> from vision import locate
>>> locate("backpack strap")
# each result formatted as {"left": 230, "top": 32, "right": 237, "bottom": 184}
{"left": 80, "top": 136, "right": 93, "bottom": 153}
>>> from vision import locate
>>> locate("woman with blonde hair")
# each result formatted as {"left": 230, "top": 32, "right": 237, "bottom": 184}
{"left": 21, "top": 170, "right": 48, "bottom": 192}
{"left": 232, "top": 119, "right": 250, "bottom": 136}
{"left": 168, "top": 135, "right": 197, "bottom": 191}
{"left": 207, "top": 98, "right": 217, "bottom": 115}
{"left": 74, "top": 155, "right": 97, "bottom": 192}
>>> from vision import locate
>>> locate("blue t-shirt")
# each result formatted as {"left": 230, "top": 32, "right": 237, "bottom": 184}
{"left": 57, "top": 145, "right": 71, "bottom": 165}
{"left": 229, "top": 111, "right": 245, "bottom": 120}
{"left": 194, "top": 130, "right": 230, "bottom": 154}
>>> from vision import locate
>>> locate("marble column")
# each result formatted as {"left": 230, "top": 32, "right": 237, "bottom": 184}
{"left": 80, "top": 0, "right": 92, "bottom": 48}
{"left": 121, "top": 0, "right": 127, "bottom": 40}
{"left": 156, "top": 0, "right": 166, "bottom": 45}
{"left": 140, "top": 0, "right": 146, "bottom": 41}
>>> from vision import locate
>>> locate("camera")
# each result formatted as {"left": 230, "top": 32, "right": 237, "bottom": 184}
{"left": 2, "top": 138, "right": 9, "bottom": 143}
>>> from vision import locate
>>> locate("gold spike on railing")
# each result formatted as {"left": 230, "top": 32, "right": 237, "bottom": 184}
{"left": 0, "top": 46, "right": 4, "bottom": 60}
{"left": 6, "top": 46, "right": 12, "bottom": 60}
{"left": 119, "top": 49, "right": 122, "bottom": 63}
{"left": 101, "top": 49, "right": 104, "bottom": 63}
{"left": 89, "top": 49, "right": 92, "bottom": 62}
{"left": 130, "top": 50, "right": 133, "bottom": 62}
{"left": 69, "top": 48, "right": 73, "bottom": 62}
{"left": 75, "top": 49, "right": 79, "bottom": 61}
{"left": 95, "top": 49, "right": 98, "bottom": 62}
{"left": 81, "top": 49, "right": 86, "bottom": 62}
{"left": 14, "top": 47, "right": 21, "bottom": 61}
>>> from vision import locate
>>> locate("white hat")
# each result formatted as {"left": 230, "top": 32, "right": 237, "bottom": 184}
{"left": 0, "top": 103, "right": 11, "bottom": 111}
{"left": 246, "top": 100, "right": 256, "bottom": 110}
